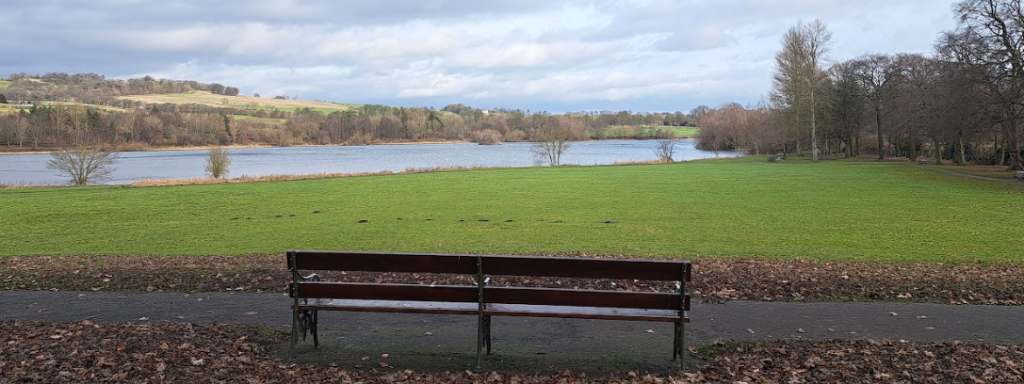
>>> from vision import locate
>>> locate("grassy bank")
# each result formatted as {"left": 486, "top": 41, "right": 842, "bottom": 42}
{"left": 2, "top": 158, "right": 1021, "bottom": 262}
{"left": 598, "top": 126, "right": 699, "bottom": 139}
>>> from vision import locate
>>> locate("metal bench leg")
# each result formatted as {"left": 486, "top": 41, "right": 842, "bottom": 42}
{"left": 311, "top": 310, "right": 320, "bottom": 348}
{"left": 484, "top": 315, "right": 492, "bottom": 354}
{"left": 290, "top": 308, "right": 299, "bottom": 360}
{"left": 676, "top": 321, "right": 686, "bottom": 370}
{"left": 672, "top": 322, "right": 679, "bottom": 360}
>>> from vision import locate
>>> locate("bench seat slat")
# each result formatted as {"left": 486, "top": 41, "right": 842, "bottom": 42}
{"left": 298, "top": 299, "right": 479, "bottom": 315}
{"left": 296, "top": 282, "right": 478, "bottom": 303}
{"left": 485, "top": 287, "right": 685, "bottom": 310}
{"left": 296, "top": 299, "right": 688, "bottom": 322}
{"left": 486, "top": 303, "right": 687, "bottom": 323}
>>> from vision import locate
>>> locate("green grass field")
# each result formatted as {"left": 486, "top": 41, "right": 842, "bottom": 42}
{"left": 600, "top": 126, "right": 699, "bottom": 139}
{"left": 0, "top": 79, "right": 11, "bottom": 89}
{"left": 0, "top": 103, "right": 30, "bottom": 114}
{"left": 232, "top": 115, "right": 287, "bottom": 124}
{"left": 119, "top": 91, "right": 361, "bottom": 114}
{"left": 2, "top": 158, "right": 1021, "bottom": 263}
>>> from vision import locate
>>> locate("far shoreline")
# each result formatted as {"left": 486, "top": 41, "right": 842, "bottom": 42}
{"left": 0, "top": 136, "right": 698, "bottom": 156}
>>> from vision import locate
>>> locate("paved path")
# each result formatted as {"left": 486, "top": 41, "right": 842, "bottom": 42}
{"left": 918, "top": 164, "right": 1024, "bottom": 185}
{"left": 4, "top": 291, "right": 1022, "bottom": 372}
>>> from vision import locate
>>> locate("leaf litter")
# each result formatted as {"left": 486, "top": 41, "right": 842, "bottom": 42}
{"left": 2, "top": 254, "right": 1022, "bottom": 305}
{"left": 1, "top": 320, "right": 1021, "bottom": 383}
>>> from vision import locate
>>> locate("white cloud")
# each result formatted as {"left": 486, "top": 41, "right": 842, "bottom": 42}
{"left": 0, "top": 0, "right": 959, "bottom": 112}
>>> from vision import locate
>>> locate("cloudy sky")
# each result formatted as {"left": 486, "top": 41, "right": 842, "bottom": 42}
{"left": 1, "top": 0, "right": 957, "bottom": 113}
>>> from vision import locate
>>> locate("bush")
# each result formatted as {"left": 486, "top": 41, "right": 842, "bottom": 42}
{"left": 470, "top": 129, "right": 502, "bottom": 145}
{"left": 205, "top": 147, "right": 231, "bottom": 178}
{"left": 46, "top": 144, "right": 118, "bottom": 186}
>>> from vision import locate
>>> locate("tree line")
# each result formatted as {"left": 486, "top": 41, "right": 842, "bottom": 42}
{"left": 0, "top": 102, "right": 695, "bottom": 149}
{"left": 0, "top": 75, "right": 694, "bottom": 149}
{"left": 697, "top": 0, "right": 1024, "bottom": 170}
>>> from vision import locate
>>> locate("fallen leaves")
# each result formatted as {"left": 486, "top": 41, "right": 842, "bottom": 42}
{"left": 3, "top": 254, "right": 1023, "bottom": 306}
{"left": 3, "top": 320, "right": 1020, "bottom": 383}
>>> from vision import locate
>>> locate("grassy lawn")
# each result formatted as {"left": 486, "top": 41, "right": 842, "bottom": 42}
{"left": 0, "top": 79, "right": 11, "bottom": 89}
{"left": 2, "top": 158, "right": 1021, "bottom": 263}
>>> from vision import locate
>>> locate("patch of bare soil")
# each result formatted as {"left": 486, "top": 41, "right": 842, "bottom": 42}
{"left": 2, "top": 254, "right": 1022, "bottom": 305}
{"left": 1, "top": 320, "right": 1021, "bottom": 383}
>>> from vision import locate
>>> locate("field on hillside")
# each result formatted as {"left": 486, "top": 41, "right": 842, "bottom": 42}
{"left": 0, "top": 103, "right": 29, "bottom": 114}
{"left": 600, "top": 126, "right": 698, "bottom": 139}
{"left": 0, "top": 79, "right": 11, "bottom": 89}
{"left": 2, "top": 158, "right": 1021, "bottom": 262}
{"left": 119, "top": 91, "right": 361, "bottom": 114}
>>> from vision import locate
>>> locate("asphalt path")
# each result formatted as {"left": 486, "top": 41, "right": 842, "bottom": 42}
{"left": 4, "top": 291, "right": 1022, "bottom": 372}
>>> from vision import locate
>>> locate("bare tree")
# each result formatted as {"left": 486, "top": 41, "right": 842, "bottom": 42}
{"left": 46, "top": 144, "right": 118, "bottom": 186}
{"left": 532, "top": 137, "right": 572, "bottom": 166}
{"left": 205, "top": 147, "right": 231, "bottom": 178}
{"left": 828, "top": 60, "right": 866, "bottom": 158}
{"left": 772, "top": 20, "right": 833, "bottom": 162}
{"left": 943, "top": 0, "right": 1024, "bottom": 170}
{"left": 654, "top": 136, "right": 678, "bottom": 162}
{"left": 850, "top": 54, "right": 900, "bottom": 159}
{"left": 531, "top": 116, "right": 585, "bottom": 166}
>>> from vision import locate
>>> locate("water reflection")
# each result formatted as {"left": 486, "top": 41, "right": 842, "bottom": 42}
{"left": 0, "top": 140, "right": 740, "bottom": 185}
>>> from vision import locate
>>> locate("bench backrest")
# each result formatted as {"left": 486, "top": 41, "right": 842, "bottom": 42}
{"left": 288, "top": 250, "right": 691, "bottom": 312}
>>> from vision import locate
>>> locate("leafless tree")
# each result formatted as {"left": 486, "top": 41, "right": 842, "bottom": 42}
{"left": 827, "top": 60, "right": 866, "bottom": 158}
{"left": 654, "top": 136, "right": 678, "bottom": 162}
{"left": 942, "top": 0, "right": 1024, "bottom": 170}
{"left": 205, "top": 147, "right": 231, "bottom": 178}
{"left": 772, "top": 20, "right": 833, "bottom": 161}
{"left": 46, "top": 143, "right": 118, "bottom": 186}
{"left": 850, "top": 54, "right": 900, "bottom": 159}
{"left": 531, "top": 116, "right": 585, "bottom": 166}
{"left": 532, "top": 137, "right": 572, "bottom": 166}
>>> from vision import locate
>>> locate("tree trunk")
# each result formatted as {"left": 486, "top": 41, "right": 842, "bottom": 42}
{"left": 933, "top": 138, "right": 942, "bottom": 165}
{"left": 1010, "top": 129, "right": 1023, "bottom": 170}
{"left": 957, "top": 134, "right": 966, "bottom": 166}
{"left": 875, "top": 108, "right": 883, "bottom": 160}
{"left": 908, "top": 131, "right": 917, "bottom": 161}
{"left": 811, "top": 88, "right": 819, "bottom": 162}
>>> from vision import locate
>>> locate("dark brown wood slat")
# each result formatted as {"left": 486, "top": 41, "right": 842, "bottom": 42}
{"left": 298, "top": 299, "right": 479, "bottom": 315}
{"left": 485, "top": 310, "right": 682, "bottom": 322}
{"left": 484, "top": 286, "right": 682, "bottom": 310}
{"left": 291, "top": 251, "right": 479, "bottom": 274}
{"left": 296, "top": 282, "right": 479, "bottom": 303}
{"left": 481, "top": 255, "right": 688, "bottom": 281}
{"left": 484, "top": 303, "right": 682, "bottom": 322}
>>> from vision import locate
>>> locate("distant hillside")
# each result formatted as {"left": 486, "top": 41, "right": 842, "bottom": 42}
{"left": 119, "top": 91, "right": 361, "bottom": 114}
{"left": 0, "top": 72, "right": 696, "bottom": 151}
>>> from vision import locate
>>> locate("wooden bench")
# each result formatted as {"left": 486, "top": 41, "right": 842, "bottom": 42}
{"left": 287, "top": 250, "right": 692, "bottom": 369}
{"left": 1014, "top": 171, "right": 1024, "bottom": 180}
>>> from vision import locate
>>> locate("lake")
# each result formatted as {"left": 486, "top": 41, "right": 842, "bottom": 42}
{"left": 0, "top": 140, "right": 740, "bottom": 185}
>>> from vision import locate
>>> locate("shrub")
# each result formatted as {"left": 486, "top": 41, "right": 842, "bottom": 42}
{"left": 46, "top": 144, "right": 118, "bottom": 186}
{"left": 470, "top": 129, "right": 502, "bottom": 145}
{"left": 205, "top": 147, "right": 231, "bottom": 178}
